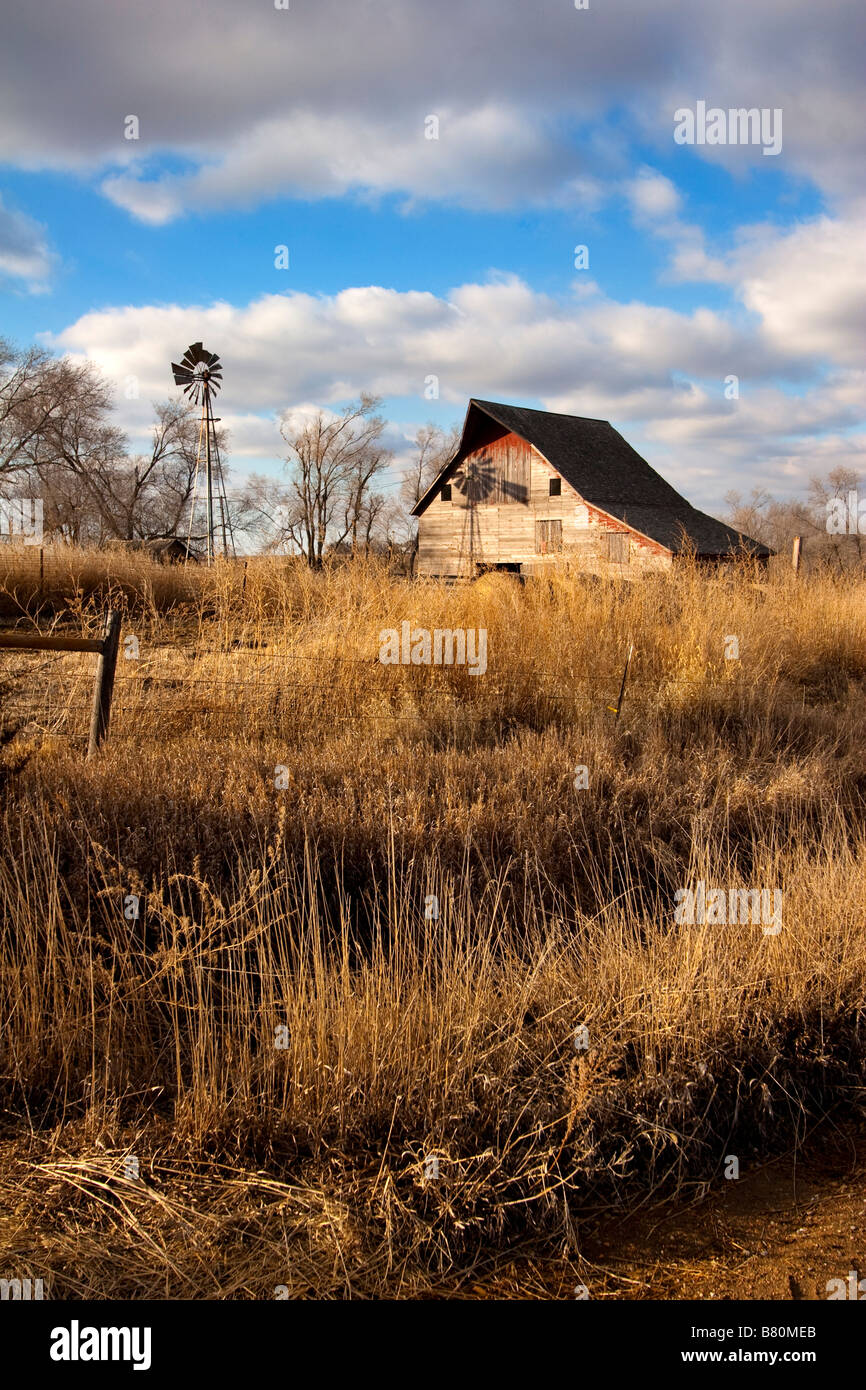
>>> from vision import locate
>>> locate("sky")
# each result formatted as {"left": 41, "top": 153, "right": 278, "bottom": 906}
{"left": 1, "top": 0, "right": 864, "bottom": 517}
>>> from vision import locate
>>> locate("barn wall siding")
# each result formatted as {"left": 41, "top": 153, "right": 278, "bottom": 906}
{"left": 417, "top": 432, "right": 671, "bottom": 577}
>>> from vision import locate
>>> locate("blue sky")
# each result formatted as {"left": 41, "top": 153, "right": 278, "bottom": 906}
{"left": 1, "top": 0, "right": 863, "bottom": 516}
{"left": 1, "top": 153, "right": 822, "bottom": 331}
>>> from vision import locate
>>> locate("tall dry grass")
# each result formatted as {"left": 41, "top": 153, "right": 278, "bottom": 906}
{"left": 0, "top": 550, "right": 865, "bottom": 1296}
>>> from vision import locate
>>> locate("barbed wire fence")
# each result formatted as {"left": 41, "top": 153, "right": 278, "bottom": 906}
{"left": 1, "top": 615, "right": 645, "bottom": 749}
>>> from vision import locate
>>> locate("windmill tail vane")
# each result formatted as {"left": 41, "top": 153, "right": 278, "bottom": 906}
{"left": 171, "top": 341, "right": 234, "bottom": 564}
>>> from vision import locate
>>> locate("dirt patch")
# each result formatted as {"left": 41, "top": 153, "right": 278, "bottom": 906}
{"left": 530, "top": 1119, "right": 866, "bottom": 1300}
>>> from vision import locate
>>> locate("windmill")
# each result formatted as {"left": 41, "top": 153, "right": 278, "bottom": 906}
{"left": 171, "top": 342, "right": 234, "bottom": 563}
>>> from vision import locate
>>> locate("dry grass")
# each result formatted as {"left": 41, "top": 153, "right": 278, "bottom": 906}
{"left": 1, "top": 547, "right": 865, "bottom": 1298}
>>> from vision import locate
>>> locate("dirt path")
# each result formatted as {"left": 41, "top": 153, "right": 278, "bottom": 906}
{"left": 463, "top": 1120, "right": 866, "bottom": 1300}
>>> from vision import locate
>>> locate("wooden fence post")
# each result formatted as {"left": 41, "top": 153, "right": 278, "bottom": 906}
{"left": 87, "top": 610, "right": 121, "bottom": 758}
{"left": 792, "top": 535, "right": 802, "bottom": 575}
{"left": 608, "top": 642, "right": 634, "bottom": 724}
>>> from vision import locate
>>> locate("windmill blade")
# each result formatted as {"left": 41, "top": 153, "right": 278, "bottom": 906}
{"left": 170, "top": 343, "right": 221, "bottom": 409}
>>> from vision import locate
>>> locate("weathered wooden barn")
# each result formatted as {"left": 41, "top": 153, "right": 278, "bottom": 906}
{"left": 412, "top": 399, "right": 770, "bottom": 578}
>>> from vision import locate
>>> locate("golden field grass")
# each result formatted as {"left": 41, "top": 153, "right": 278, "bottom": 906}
{"left": 0, "top": 546, "right": 865, "bottom": 1298}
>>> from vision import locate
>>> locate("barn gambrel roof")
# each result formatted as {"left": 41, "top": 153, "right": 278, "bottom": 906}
{"left": 412, "top": 399, "right": 771, "bottom": 558}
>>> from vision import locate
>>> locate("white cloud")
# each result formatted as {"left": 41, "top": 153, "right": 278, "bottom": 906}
{"left": 49, "top": 278, "right": 773, "bottom": 419}
{"left": 625, "top": 168, "right": 681, "bottom": 220}
{"left": 730, "top": 207, "right": 866, "bottom": 366}
{"left": 644, "top": 199, "right": 866, "bottom": 363}
{"left": 102, "top": 107, "right": 602, "bottom": 222}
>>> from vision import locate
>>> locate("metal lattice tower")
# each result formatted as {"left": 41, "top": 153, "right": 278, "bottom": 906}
{"left": 170, "top": 342, "right": 235, "bottom": 564}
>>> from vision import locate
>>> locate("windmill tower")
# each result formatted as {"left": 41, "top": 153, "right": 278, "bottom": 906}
{"left": 171, "top": 342, "right": 235, "bottom": 564}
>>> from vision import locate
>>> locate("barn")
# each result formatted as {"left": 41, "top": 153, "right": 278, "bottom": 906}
{"left": 412, "top": 399, "right": 770, "bottom": 578}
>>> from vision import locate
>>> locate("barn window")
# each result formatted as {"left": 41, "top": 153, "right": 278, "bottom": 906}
{"left": 605, "top": 532, "right": 629, "bottom": 563}
{"left": 535, "top": 519, "right": 563, "bottom": 553}
{"left": 440, "top": 484, "right": 452, "bottom": 501}
{"left": 548, "top": 477, "right": 561, "bottom": 497}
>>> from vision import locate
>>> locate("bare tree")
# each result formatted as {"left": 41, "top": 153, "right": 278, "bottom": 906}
{"left": 806, "top": 465, "right": 861, "bottom": 516}
{"left": 350, "top": 489, "right": 401, "bottom": 557}
{"left": 725, "top": 464, "right": 864, "bottom": 554}
{"left": 115, "top": 400, "right": 230, "bottom": 542}
{"left": 336, "top": 444, "right": 393, "bottom": 555}
{"left": 236, "top": 473, "right": 300, "bottom": 554}
{"left": 39, "top": 467, "right": 105, "bottom": 544}
{"left": 400, "top": 421, "right": 460, "bottom": 573}
{"left": 278, "top": 395, "right": 390, "bottom": 566}
{"left": 0, "top": 339, "right": 117, "bottom": 487}
{"left": 34, "top": 394, "right": 224, "bottom": 544}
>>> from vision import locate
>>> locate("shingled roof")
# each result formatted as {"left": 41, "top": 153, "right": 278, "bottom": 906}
{"left": 412, "top": 399, "right": 770, "bottom": 558}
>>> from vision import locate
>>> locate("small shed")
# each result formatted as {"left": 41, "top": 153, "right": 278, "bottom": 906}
{"left": 105, "top": 537, "right": 199, "bottom": 564}
{"left": 412, "top": 399, "right": 770, "bottom": 578}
